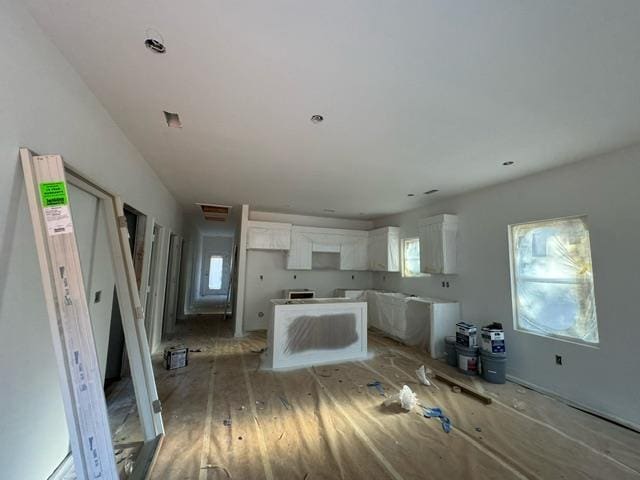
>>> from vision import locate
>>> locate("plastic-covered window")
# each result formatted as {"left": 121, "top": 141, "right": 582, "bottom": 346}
{"left": 510, "top": 216, "right": 598, "bottom": 344}
{"left": 402, "top": 238, "right": 421, "bottom": 277}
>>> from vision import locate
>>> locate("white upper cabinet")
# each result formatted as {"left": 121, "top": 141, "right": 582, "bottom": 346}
{"left": 286, "top": 228, "right": 313, "bottom": 270}
{"left": 340, "top": 235, "right": 369, "bottom": 271}
{"left": 367, "top": 227, "right": 400, "bottom": 272}
{"left": 418, "top": 214, "right": 458, "bottom": 274}
{"left": 285, "top": 226, "right": 368, "bottom": 270}
{"left": 247, "top": 221, "right": 291, "bottom": 250}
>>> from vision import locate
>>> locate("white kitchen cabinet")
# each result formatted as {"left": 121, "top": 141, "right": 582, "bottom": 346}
{"left": 339, "top": 235, "right": 368, "bottom": 271}
{"left": 367, "top": 226, "right": 400, "bottom": 271}
{"left": 286, "top": 228, "right": 313, "bottom": 270}
{"left": 247, "top": 221, "right": 291, "bottom": 250}
{"left": 418, "top": 214, "right": 458, "bottom": 274}
{"left": 286, "top": 226, "right": 368, "bottom": 270}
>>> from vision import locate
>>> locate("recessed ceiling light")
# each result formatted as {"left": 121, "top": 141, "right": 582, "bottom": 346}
{"left": 503, "top": 161, "right": 515, "bottom": 166}
{"left": 310, "top": 114, "right": 324, "bottom": 123}
{"left": 163, "top": 111, "right": 182, "bottom": 128}
{"left": 407, "top": 193, "right": 415, "bottom": 197}
{"left": 145, "top": 38, "right": 166, "bottom": 54}
{"left": 424, "top": 189, "right": 439, "bottom": 195}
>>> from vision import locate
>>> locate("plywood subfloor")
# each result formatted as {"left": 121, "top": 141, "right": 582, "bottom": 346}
{"left": 147, "top": 316, "right": 640, "bottom": 480}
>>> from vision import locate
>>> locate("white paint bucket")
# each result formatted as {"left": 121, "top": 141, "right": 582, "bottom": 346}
{"left": 456, "top": 344, "right": 479, "bottom": 375}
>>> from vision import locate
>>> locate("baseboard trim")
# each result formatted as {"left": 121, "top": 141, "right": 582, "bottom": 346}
{"left": 506, "top": 374, "right": 639, "bottom": 433}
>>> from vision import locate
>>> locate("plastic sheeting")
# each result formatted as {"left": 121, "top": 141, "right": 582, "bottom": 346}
{"left": 367, "top": 292, "right": 431, "bottom": 350}
{"left": 511, "top": 216, "right": 599, "bottom": 343}
{"left": 285, "top": 313, "right": 359, "bottom": 354}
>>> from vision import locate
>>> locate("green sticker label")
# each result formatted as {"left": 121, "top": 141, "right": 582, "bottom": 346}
{"left": 39, "top": 181, "right": 69, "bottom": 207}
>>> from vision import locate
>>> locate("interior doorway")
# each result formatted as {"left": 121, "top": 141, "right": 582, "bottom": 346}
{"left": 162, "top": 233, "right": 183, "bottom": 338}
{"left": 104, "top": 206, "right": 140, "bottom": 387}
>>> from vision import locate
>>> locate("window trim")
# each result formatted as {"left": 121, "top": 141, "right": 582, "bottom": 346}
{"left": 507, "top": 214, "right": 599, "bottom": 347}
{"left": 401, "top": 237, "right": 427, "bottom": 278}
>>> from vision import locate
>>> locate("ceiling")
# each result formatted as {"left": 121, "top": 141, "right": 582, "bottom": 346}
{"left": 27, "top": 0, "right": 640, "bottom": 218}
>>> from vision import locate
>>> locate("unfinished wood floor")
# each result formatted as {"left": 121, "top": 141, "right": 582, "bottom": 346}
{"left": 147, "top": 316, "right": 640, "bottom": 480}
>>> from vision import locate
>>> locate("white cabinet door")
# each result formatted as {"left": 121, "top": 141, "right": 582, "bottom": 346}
{"left": 286, "top": 230, "right": 312, "bottom": 270}
{"left": 340, "top": 236, "right": 368, "bottom": 271}
{"left": 247, "top": 221, "right": 291, "bottom": 250}
{"left": 367, "top": 227, "right": 400, "bottom": 272}
{"left": 419, "top": 215, "right": 458, "bottom": 274}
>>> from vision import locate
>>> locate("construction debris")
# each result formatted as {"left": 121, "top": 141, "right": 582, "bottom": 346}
{"left": 415, "top": 365, "right": 432, "bottom": 386}
{"left": 201, "top": 464, "right": 232, "bottom": 478}
{"left": 384, "top": 385, "right": 418, "bottom": 411}
{"left": 367, "top": 380, "right": 385, "bottom": 396}
{"left": 423, "top": 407, "right": 452, "bottom": 433}
{"left": 434, "top": 371, "right": 492, "bottom": 405}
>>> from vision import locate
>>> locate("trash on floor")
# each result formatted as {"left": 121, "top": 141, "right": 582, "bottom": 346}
{"left": 512, "top": 399, "right": 527, "bottom": 411}
{"left": 201, "top": 464, "right": 232, "bottom": 478}
{"left": 223, "top": 418, "right": 232, "bottom": 427}
{"left": 416, "top": 365, "right": 434, "bottom": 386}
{"left": 384, "top": 385, "right": 418, "bottom": 411}
{"left": 367, "top": 380, "right": 385, "bottom": 396}
{"left": 279, "top": 395, "right": 292, "bottom": 410}
{"left": 423, "top": 407, "right": 452, "bottom": 433}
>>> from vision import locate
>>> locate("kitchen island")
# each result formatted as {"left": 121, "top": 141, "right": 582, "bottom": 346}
{"left": 263, "top": 298, "right": 368, "bottom": 370}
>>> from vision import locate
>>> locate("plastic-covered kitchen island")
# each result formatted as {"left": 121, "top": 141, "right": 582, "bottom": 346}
{"left": 263, "top": 298, "right": 368, "bottom": 370}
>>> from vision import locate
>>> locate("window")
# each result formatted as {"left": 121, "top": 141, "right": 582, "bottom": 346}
{"left": 402, "top": 238, "right": 422, "bottom": 277}
{"left": 208, "top": 255, "right": 224, "bottom": 290}
{"left": 509, "top": 216, "right": 598, "bottom": 344}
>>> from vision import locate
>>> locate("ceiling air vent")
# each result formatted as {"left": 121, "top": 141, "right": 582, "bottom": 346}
{"left": 197, "top": 203, "right": 231, "bottom": 222}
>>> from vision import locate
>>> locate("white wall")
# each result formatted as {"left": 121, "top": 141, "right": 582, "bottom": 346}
{"left": 372, "top": 144, "right": 640, "bottom": 428}
{"left": 0, "top": 1, "right": 182, "bottom": 478}
{"left": 243, "top": 211, "right": 374, "bottom": 332}
{"left": 244, "top": 250, "right": 373, "bottom": 331}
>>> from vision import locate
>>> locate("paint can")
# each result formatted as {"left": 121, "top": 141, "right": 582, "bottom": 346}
{"left": 481, "top": 323, "right": 505, "bottom": 354}
{"left": 456, "top": 344, "right": 479, "bottom": 375}
{"left": 480, "top": 350, "right": 506, "bottom": 384}
{"left": 445, "top": 336, "right": 458, "bottom": 367}
{"left": 456, "top": 322, "right": 478, "bottom": 347}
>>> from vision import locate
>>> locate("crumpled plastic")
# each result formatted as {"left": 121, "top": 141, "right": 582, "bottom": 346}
{"left": 384, "top": 385, "right": 418, "bottom": 411}
{"left": 423, "top": 406, "right": 452, "bottom": 433}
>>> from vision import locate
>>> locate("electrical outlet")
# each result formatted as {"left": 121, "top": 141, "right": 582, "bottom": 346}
{"left": 555, "top": 355, "right": 563, "bottom": 365}
{"left": 351, "top": 275, "right": 355, "bottom": 280}
{"left": 442, "top": 281, "right": 446, "bottom": 287}
{"left": 293, "top": 274, "right": 297, "bottom": 279}
{"left": 446, "top": 281, "right": 450, "bottom": 288}
{"left": 259, "top": 275, "right": 263, "bottom": 280}
{"left": 94, "top": 290, "right": 102, "bottom": 303}
{"left": 258, "top": 312, "right": 264, "bottom": 318}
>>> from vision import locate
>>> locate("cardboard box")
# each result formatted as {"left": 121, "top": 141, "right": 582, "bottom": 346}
{"left": 481, "top": 326, "right": 505, "bottom": 354}
{"left": 456, "top": 322, "right": 478, "bottom": 347}
{"left": 164, "top": 345, "right": 189, "bottom": 370}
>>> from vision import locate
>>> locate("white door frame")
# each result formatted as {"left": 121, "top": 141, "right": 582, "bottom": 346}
{"left": 60, "top": 158, "right": 165, "bottom": 475}
{"left": 148, "top": 226, "right": 171, "bottom": 353}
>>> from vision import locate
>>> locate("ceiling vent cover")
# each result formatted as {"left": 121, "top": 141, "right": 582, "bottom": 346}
{"left": 197, "top": 203, "right": 231, "bottom": 222}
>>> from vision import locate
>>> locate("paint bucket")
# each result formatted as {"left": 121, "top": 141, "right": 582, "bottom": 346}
{"left": 445, "top": 336, "right": 458, "bottom": 367}
{"left": 480, "top": 351, "right": 507, "bottom": 384}
{"left": 481, "top": 323, "right": 505, "bottom": 354}
{"left": 456, "top": 344, "right": 479, "bottom": 375}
